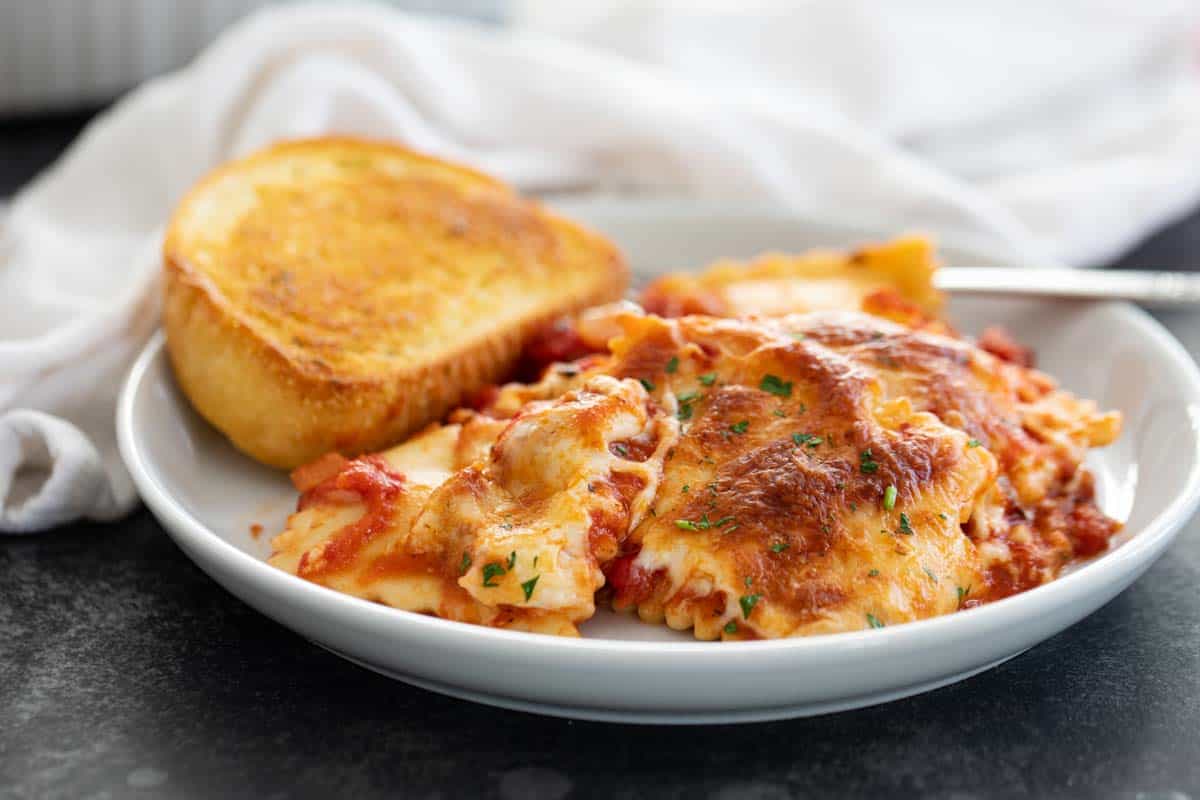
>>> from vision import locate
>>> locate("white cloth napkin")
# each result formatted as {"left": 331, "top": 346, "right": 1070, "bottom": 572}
{"left": 2, "top": 2, "right": 1199, "bottom": 531}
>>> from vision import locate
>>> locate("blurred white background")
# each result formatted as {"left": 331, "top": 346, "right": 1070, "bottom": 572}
{"left": 0, "top": 0, "right": 502, "bottom": 112}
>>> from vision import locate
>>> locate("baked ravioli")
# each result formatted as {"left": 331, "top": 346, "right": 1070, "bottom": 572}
{"left": 270, "top": 294, "right": 1120, "bottom": 639}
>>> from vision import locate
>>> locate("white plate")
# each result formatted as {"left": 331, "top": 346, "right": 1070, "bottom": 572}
{"left": 117, "top": 207, "right": 1200, "bottom": 724}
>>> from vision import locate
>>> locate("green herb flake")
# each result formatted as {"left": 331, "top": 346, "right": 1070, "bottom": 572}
{"left": 860, "top": 449, "right": 880, "bottom": 474}
{"left": 771, "top": 542, "right": 790, "bottom": 553}
{"left": 677, "top": 390, "right": 700, "bottom": 404}
{"left": 639, "top": 378, "right": 656, "bottom": 393}
{"left": 798, "top": 403, "right": 808, "bottom": 414}
{"left": 938, "top": 512, "right": 949, "bottom": 520}
{"left": 883, "top": 484, "right": 898, "bottom": 511}
{"left": 665, "top": 356, "right": 679, "bottom": 374}
{"left": 681, "top": 484, "right": 690, "bottom": 493}
{"left": 613, "top": 443, "right": 629, "bottom": 457}
{"left": 793, "top": 432, "right": 820, "bottom": 447}
{"left": 724, "top": 621, "right": 738, "bottom": 634}
{"left": 521, "top": 575, "right": 540, "bottom": 601}
{"left": 866, "top": 613, "right": 886, "bottom": 629}
{"left": 675, "top": 519, "right": 700, "bottom": 531}
{"left": 773, "top": 409, "right": 787, "bottom": 417}
{"left": 744, "top": 576, "right": 754, "bottom": 588}
{"left": 506, "top": 551, "right": 517, "bottom": 570}
{"left": 957, "top": 585, "right": 972, "bottom": 608}
{"left": 923, "top": 567, "right": 938, "bottom": 583}
{"left": 967, "top": 439, "right": 982, "bottom": 448}
{"left": 760, "top": 374, "right": 793, "bottom": 398}
{"left": 481, "top": 562, "right": 506, "bottom": 587}
{"left": 898, "top": 512, "right": 914, "bottom": 535}
{"left": 730, "top": 420, "right": 749, "bottom": 434}
{"left": 677, "top": 403, "right": 694, "bottom": 422}
{"left": 533, "top": 556, "right": 539, "bottom": 568}
{"left": 739, "top": 593, "right": 762, "bottom": 619}
{"left": 459, "top": 551, "right": 472, "bottom": 576}
{"left": 868, "top": 569, "right": 880, "bottom": 577}
{"left": 698, "top": 372, "right": 717, "bottom": 386}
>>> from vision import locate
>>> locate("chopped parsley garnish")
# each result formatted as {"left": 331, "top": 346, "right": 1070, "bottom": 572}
{"left": 676, "top": 390, "right": 700, "bottom": 421}
{"left": 681, "top": 484, "right": 690, "bottom": 493}
{"left": 859, "top": 449, "right": 880, "bottom": 474}
{"left": 759, "top": 374, "right": 793, "bottom": 398}
{"left": 771, "top": 542, "right": 790, "bottom": 553}
{"left": 866, "top": 613, "right": 886, "bottom": 629}
{"left": 772, "top": 409, "right": 786, "bottom": 417}
{"left": 957, "top": 585, "right": 972, "bottom": 608}
{"left": 898, "top": 513, "right": 913, "bottom": 535}
{"left": 533, "top": 556, "right": 539, "bottom": 568}
{"left": 798, "top": 403, "right": 807, "bottom": 414}
{"left": 923, "top": 567, "right": 938, "bottom": 583}
{"left": 459, "top": 552, "right": 472, "bottom": 576}
{"left": 739, "top": 593, "right": 762, "bottom": 619}
{"left": 793, "top": 432, "right": 820, "bottom": 447}
{"left": 724, "top": 621, "right": 738, "bottom": 634}
{"left": 506, "top": 551, "right": 517, "bottom": 570}
{"left": 613, "top": 443, "right": 629, "bottom": 457}
{"left": 500, "top": 521, "right": 514, "bottom": 530}
{"left": 698, "top": 372, "right": 717, "bottom": 386}
{"left": 868, "top": 569, "right": 880, "bottom": 577}
{"left": 665, "top": 356, "right": 679, "bottom": 374}
{"left": 639, "top": 378, "right": 656, "bottom": 393}
{"left": 521, "top": 575, "right": 540, "bottom": 601}
{"left": 744, "top": 576, "right": 753, "bottom": 587}
{"left": 967, "top": 439, "right": 982, "bottom": 448}
{"left": 730, "top": 420, "right": 749, "bottom": 434}
{"left": 883, "top": 484, "right": 898, "bottom": 510}
{"left": 676, "top": 513, "right": 731, "bottom": 532}
{"left": 481, "top": 562, "right": 506, "bottom": 587}
{"left": 938, "top": 512, "right": 949, "bottom": 520}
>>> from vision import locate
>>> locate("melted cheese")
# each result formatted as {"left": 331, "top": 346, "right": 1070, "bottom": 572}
{"left": 640, "top": 237, "right": 942, "bottom": 321}
{"left": 270, "top": 376, "right": 677, "bottom": 635}
{"left": 271, "top": 276, "right": 1120, "bottom": 640}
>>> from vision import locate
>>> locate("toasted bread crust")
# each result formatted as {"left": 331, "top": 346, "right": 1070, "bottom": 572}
{"left": 164, "top": 138, "right": 627, "bottom": 468}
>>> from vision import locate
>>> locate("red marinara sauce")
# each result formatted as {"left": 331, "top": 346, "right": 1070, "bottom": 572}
{"left": 294, "top": 455, "right": 406, "bottom": 580}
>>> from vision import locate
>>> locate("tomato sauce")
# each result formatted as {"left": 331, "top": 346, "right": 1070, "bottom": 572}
{"left": 296, "top": 455, "right": 406, "bottom": 580}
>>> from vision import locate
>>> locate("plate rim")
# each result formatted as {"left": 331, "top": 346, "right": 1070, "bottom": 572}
{"left": 118, "top": 296, "right": 1200, "bottom": 660}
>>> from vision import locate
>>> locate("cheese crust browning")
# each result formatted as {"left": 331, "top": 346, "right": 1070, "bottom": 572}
{"left": 270, "top": 300, "right": 1120, "bottom": 639}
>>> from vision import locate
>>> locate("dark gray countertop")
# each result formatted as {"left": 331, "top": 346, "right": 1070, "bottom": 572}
{"left": 3, "top": 110, "right": 1199, "bottom": 800}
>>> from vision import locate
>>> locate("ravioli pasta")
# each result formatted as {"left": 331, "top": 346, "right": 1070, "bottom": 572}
{"left": 270, "top": 239, "right": 1121, "bottom": 639}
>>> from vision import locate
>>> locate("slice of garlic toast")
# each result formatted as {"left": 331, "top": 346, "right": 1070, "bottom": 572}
{"left": 164, "top": 137, "right": 628, "bottom": 468}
